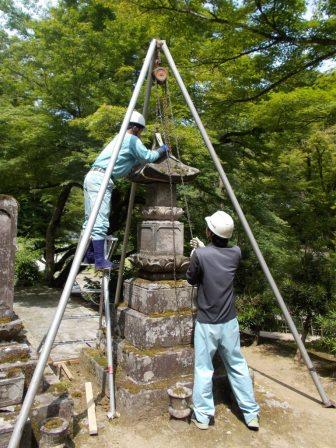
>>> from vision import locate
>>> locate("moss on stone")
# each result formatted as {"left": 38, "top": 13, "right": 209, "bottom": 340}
{"left": 47, "top": 381, "right": 69, "bottom": 395}
{"left": 5, "top": 367, "right": 22, "bottom": 378}
{"left": 148, "top": 308, "right": 192, "bottom": 318}
{"left": 72, "top": 390, "right": 82, "bottom": 398}
{"left": 0, "top": 317, "right": 12, "bottom": 324}
{"left": 0, "top": 352, "right": 29, "bottom": 364}
{"left": 118, "top": 374, "right": 193, "bottom": 395}
{"left": 122, "top": 342, "right": 189, "bottom": 358}
{"left": 43, "top": 417, "right": 64, "bottom": 431}
{"left": 85, "top": 348, "right": 108, "bottom": 368}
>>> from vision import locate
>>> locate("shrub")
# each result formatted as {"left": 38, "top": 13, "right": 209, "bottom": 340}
{"left": 315, "top": 313, "right": 336, "bottom": 356}
{"left": 15, "top": 238, "right": 42, "bottom": 286}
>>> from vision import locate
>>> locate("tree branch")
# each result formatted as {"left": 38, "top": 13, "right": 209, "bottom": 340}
{"left": 225, "top": 48, "right": 336, "bottom": 104}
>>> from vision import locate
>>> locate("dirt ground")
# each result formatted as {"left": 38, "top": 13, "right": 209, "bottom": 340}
{"left": 61, "top": 341, "right": 336, "bottom": 448}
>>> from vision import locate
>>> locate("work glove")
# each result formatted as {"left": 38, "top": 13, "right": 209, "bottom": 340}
{"left": 190, "top": 237, "right": 205, "bottom": 249}
{"left": 157, "top": 144, "right": 170, "bottom": 157}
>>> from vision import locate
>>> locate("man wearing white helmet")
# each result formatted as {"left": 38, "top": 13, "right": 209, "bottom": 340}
{"left": 82, "top": 111, "right": 169, "bottom": 269}
{"left": 187, "top": 210, "right": 260, "bottom": 431}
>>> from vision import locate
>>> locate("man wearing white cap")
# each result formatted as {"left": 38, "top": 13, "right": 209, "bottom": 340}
{"left": 82, "top": 111, "right": 169, "bottom": 269}
{"left": 186, "top": 210, "right": 260, "bottom": 430}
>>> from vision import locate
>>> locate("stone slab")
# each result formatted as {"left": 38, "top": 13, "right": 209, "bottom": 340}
{"left": 124, "top": 278, "right": 196, "bottom": 315}
{"left": 0, "top": 412, "right": 31, "bottom": 448}
{"left": 119, "top": 307, "right": 194, "bottom": 349}
{"left": 0, "top": 371, "right": 24, "bottom": 408}
{"left": 118, "top": 341, "right": 194, "bottom": 384}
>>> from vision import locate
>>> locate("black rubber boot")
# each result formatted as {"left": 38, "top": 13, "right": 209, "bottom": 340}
{"left": 92, "top": 239, "right": 113, "bottom": 270}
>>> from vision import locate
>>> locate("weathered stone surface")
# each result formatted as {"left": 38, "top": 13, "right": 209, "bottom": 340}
{"left": 124, "top": 278, "right": 196, "bottom": 315}
{"left": 0, "top": 412, "right": 31, "bottom": 448}
{"left": 129, "top": 156, "right": 200, "bottom": 184}
{"left": 119, "top": 308, "right": 194, "bottom": 349}
{"left": 0, "top": 319, "right": 24, "bottom": 342}
{"left": 130, "top": 254, "right": 190, "bottom": 280}
{"left": 31, "top": 392, "right": 74, "bottom": 441}
{"left": 141, "top": 206, "right": 184, "bottom": 221}
{"left": 116, "top": 376, "right": 193, "bottom": 418}
{"left": 0, "top": 195, "right": 18, "bottom": 310}
{"left": 0, "top": 370, "right": 24, "bottom": 408}
{"left": 138, "top": 220, "right": 184, "bottom": 255}
{"left": 80, "top": 348, "right": 108, "bottom": 397}
{"left": 145, "top": 183, "right": 176, "bottom": 207}
{"left": 118, "top": 341, "right": 194, "bottom": 384}
{"left": 0, "top": 342, "right": 30, "bottom": 365}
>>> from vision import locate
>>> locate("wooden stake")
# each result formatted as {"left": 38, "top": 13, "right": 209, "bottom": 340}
{"left": 85, "top": 382, "right": 98, "bottom": 435}
{"left": 59, "top": 362, "right": 74, "bottom": 381}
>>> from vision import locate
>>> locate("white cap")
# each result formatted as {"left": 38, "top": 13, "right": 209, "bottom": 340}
{"left": 205, "top": 211, "right": 234, "bottom": 239}
{"left": 130, "top": 111, "right": 146, "bottom": 128}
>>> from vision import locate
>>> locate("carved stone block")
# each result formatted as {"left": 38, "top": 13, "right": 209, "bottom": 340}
{"left": 138, "top": 220, "right": 184, "bottom": 255}
{"left": 118, "top": 341, "right": 194, "bottom": 384}
{"left": 119, "top": 308, "right": 194, "bottom": 349}
{"left": 124, "top": 278, "right": 196, "bottom": 315}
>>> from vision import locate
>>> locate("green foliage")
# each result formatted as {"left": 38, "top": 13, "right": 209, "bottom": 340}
{"left": 315, "top": 312, "right": 336, "bottom": 355}
{"left": 15, "top": 238, "right": 42, "bottom": 286}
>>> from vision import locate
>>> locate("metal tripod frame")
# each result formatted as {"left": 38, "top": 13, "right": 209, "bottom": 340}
{"left": 9, "top": 37, "right": 334, "bottom": 448}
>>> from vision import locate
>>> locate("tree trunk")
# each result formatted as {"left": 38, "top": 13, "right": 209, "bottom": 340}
{"left": 295, "top": 316, "right": 311, "bottom": 363}
{"left": 45, "top": 182, "right": 82, "bottom": 286}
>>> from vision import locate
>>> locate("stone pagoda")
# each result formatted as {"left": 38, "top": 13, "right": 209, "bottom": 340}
{"left": 116, "top": 154, "right": 199, "bottom": 415}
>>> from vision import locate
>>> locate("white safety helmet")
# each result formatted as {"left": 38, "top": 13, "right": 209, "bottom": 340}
{"left": 129, "top": 110, "right": 146, "bottom": 128}
{"left": 205, "top": 211, "right": 234, "bottom": 239}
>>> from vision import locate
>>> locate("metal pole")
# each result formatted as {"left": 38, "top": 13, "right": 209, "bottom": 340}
{"left": 103, "top": 270, "right": 116, "bottom": 418}
{"left": 8, "top": 39, "right": 157, "bottom": 448}
{"left": 161, "top": 41, "right": 334, "bottom": 407}
{"left": 104, "top": 236, "right": 118, "bottom": 418}
{"left": 114, "top": 54, "right": 155, "bottom": 306}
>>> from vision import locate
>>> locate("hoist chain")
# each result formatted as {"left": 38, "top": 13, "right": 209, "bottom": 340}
{"left": 155, "top": 82, "right": 184, "bottom": 337}
{"left": 165, "top": 80, "right": 194, "bottom": 240}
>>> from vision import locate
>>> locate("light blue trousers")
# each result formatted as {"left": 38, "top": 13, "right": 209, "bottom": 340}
{"left": 82, "top": 170, "right": 114, "bottom": 240}
{"left": 193, "top": 318, "right": 259, "bottom": 425}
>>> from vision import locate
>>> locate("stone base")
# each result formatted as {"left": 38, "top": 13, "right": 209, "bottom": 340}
{"left": 124, "top": 278, "right": 196, "bottom": 315}
{"left": 118, "top": 340, "right": 194, "bottom": 384}
{"left": 118, "top": 307, "right": 194, "bottom": 349}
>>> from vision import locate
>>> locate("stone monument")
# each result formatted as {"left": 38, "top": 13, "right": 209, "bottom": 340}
{"left": 116, "top": 154, "right": 199, "bottom": 414}
{"left": 0, "top": 196, "right": 18, "bottom": 310}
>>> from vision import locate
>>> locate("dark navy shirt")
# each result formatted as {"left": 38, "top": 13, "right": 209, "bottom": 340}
{"left": 186, "top": 244, "right": 241, "bottom": 324}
